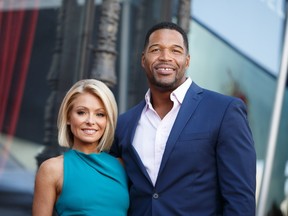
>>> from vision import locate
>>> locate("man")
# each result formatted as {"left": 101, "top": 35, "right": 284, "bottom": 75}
{"left": 110, "top": 21, "right": 256, "bottom": 215}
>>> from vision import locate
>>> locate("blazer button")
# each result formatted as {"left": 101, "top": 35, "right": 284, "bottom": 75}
{"left": 153, "top": 193, "right": 159, "bottom": 199}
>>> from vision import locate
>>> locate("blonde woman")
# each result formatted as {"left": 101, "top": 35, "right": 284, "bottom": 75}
{"left": 33, "top": 79, "right": 129, "bottom": 216}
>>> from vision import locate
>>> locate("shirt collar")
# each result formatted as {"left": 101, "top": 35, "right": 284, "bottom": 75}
{"left": 172, "top": 77, "right": 192, "bottom": 104}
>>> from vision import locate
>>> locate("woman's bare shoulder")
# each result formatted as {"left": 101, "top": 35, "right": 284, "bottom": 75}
{"left": 37, "top": 155, "right": 63, "bottom": 179}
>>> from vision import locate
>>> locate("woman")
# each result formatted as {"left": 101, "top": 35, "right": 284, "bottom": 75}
{"left": 33, "top": 79, "right": 129, "bottom": 216}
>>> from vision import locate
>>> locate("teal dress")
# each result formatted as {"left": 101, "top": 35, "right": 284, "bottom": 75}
{"left": 55, "top": 149, "right": 129, "bottom": 216}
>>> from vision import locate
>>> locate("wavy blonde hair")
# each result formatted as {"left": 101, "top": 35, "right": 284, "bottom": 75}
{"left": 57, "top": 79, "right": 118, "bottom": 152}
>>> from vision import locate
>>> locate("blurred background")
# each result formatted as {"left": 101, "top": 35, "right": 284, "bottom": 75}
{"left": 0, "top": 0, "right": 287, "bottom": 215}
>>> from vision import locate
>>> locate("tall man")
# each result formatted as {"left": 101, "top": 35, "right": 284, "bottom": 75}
{"left": 111, "top": 21, "right": 256, "bottom": 215}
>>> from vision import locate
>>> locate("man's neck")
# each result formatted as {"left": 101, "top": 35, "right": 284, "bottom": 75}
{"left": 150, "top": 90, "right": 173, "bottom": 119}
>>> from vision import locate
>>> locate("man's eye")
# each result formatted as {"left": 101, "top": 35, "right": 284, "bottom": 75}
{"left": 172, "top": 49, "right": 182, "bottom": 54}
{"left": 151, "top": 48, "right": 160, "bottom": 53}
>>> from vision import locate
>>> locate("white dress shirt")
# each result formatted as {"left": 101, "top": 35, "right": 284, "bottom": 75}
{"left": 132, "top": 77, "right": 192, "bottom": 185}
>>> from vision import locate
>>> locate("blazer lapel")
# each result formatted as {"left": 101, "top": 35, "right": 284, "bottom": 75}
{"left": 158, "top": 82, "right": 204, "bottom": 176}
{"left": 126, "top": 101, "right": 153, "bottom": 184}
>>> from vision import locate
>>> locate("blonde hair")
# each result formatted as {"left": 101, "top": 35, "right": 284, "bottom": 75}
{"left": 57, "top": 79, "right": 118, "bottom": 152}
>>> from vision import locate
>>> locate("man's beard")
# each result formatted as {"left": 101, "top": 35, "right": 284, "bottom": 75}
{"left": 152, "top": 76, "right": 178, "bottom": 91}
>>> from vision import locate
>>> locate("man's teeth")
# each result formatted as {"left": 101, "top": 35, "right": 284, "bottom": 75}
{"left": 158, "top": 68, "right": 172, "bottom": 70}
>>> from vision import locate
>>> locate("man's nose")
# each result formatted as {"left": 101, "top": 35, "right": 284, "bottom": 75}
{"left": 159, "top": 49, "right": 172, "bottom": 60}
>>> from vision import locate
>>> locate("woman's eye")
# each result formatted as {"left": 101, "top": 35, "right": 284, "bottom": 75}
{"left": 77, "top": 111, "right": 86, "bottom": 115}
{"left": 96, "top": 113, "right": 106, "bottom": 117}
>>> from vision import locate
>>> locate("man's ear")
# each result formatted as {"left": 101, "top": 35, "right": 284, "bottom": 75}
{"left": 141, "top": 52, "right": 145, "bottom": 67}
{"left": 185, "top": 54, "right": 190, "bottom": 68}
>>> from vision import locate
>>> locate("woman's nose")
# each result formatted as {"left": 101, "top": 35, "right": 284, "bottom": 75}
{"left": 85, "top": 116, "right": 96, "bottom": 124}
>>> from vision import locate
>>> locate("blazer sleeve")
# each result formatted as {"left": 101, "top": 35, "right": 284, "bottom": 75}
{"left": 110, "top": 120, "right": 122, "bottom": 158}
{"left": 217, "top": 98, "right": 256, "bottom": 216}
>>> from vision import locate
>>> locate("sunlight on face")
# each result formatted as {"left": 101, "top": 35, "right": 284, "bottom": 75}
{"left": 68, "top": 92, "right": 107, "bottom": 150}
{"left": 142, "top": 29, "right": 190, "bottom": 90}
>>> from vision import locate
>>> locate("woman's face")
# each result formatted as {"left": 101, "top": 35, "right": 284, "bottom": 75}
{"left": 68, "top": 92, "right": 107, "bottom": 150}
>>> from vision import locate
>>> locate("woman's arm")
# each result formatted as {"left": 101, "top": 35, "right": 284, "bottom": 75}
{"left": 32, "top": 156, "right": 63, "bottom": 216}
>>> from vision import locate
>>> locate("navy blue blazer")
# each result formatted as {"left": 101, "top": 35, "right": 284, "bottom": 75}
{"left": 110, "top": 82, "right": 256, "bottom": 216}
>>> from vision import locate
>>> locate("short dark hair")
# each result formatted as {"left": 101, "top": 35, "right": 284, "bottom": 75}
{"left": 143, "top": 21, "right": 189, "bottom": 52}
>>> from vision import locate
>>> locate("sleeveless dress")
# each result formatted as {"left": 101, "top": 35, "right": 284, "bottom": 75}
{"left": 55, "top": 149, "right": 129, "bottom": 216}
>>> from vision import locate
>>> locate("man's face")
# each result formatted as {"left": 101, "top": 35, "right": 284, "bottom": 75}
{"left": 141, "top": 29, "right": 190, "bottom": 91}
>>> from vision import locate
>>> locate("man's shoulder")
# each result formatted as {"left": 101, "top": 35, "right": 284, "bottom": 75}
{"left": 191, "top": 83, "right": 243, "bottom": 106}
{"left": 118, "top": 100, "right": 145, "bottom": 122}
{"left": 120, "top": 100, "right": 145, "bottom": 115}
